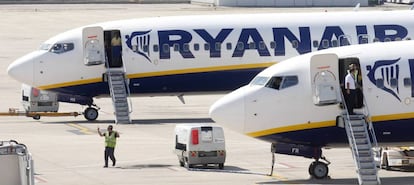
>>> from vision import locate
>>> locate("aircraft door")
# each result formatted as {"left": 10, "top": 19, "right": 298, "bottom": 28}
{"left": 310, "top": 54, "right": 341, "bottom": 106}
{"left": 104, "top": 30, "right": 123, "bottom": 68}
{"left": 82, "top": 26, "right": 105, "bottom": 66}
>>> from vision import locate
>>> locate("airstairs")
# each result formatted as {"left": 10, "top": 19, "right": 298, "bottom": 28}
{"left": 342, "top": 99, "right": 381, "bottom": 185}
{"left": 107, "top": 70, "right": 132, "bottom": 124}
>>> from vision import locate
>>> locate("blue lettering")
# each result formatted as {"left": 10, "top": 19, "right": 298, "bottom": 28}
{"left": 319, "top": 26, "right": 347, "bottom": 50}
{"left": 356, "top": 25, "right": 368, "bottom": 44}
{"left": 158, "top": 30, "right": 195, "bottom": 59}
{"left": 409, "top": 59, "right": 414, "bottom": 98}
{"left": 232, "top": 28, "right": 271, "bottom": 57}
{"left": 374, "top": 25, "right": 408, "bottom": 41}
{"left": 194, "top": 29, "right": 233, "bottom": 58}
{"left": 273, "top": 27, "right": 311, "bottom": 56}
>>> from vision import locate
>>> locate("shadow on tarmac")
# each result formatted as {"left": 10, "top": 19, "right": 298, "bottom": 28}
{"left": 257, "top": 176, "right": 414, "bottom": 185}
{"left": 48, "top": 118, "right": 214, "bottom": 124}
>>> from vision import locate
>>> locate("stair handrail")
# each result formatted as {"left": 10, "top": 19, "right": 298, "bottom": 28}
{"left": 340, "top": 90, "right": 362, "bottom": 163}
{"left": 121, "top": 62, "right": 133, "bottom": 114}
{"left": 361, "top": 94, "right": 381, "bottom": 185}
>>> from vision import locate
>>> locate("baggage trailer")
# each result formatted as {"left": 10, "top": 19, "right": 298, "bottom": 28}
{"left": 0, "top": 140, "right": 35, "bottom": 185}
{"left": 0, "top": 84, "right": 81, "bottom": 120}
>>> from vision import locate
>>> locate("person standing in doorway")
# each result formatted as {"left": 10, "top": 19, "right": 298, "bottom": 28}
{"left": 345, "top": 64, "right": 357, "bottom": 115}
{"left": 98, "top": 125, "right": 120, "bottom": 168}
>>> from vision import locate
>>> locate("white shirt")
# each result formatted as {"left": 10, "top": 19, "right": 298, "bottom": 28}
{"left": 345, "top": 72, "right": 356, "bottom": 90}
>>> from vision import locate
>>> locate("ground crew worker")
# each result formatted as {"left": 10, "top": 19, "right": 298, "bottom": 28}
{"left": 98, "top": 125, "right": 120, "bottom": 168}
{"left": 345, "top": 64, "right": 357, "bottom": 115}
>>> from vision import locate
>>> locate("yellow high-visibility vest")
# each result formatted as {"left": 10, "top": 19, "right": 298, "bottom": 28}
{"left": 105, "top": 131, "right": 117, "bottom": 148}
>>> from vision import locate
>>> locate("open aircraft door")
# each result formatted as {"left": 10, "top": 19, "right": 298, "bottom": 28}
{"left": 82, "top": 26, "right": 105, "bottom": 66}
{"left": 310, "top": 54, "right": 341, "bottom": 106}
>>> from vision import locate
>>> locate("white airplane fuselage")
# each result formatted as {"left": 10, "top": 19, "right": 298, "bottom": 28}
{"left": 210, "top": 40, "right": 414, "bottom": 148}
{"left": 7, "top": 11, "right": 414, "bottom": 104}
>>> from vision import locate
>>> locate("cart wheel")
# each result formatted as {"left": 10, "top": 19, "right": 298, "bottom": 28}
{"left": 84, "top": 107, "right": 98, "bottom": 121}
{"left": 218, "top": 163, "right": 224, "bottom": 169}
{"left": 33, "top": 114, "right": 41, "bottom": 120}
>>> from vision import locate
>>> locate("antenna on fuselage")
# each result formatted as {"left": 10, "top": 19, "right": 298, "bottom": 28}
{"left": 353, "top": 3, "right": 360, "bottom": 11}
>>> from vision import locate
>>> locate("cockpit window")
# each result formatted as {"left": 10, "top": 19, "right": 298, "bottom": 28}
{"left": 40, "top": 43, "right": 51, "bottom": 50}
{"left": 49, "top": 43, "right": 74, "bottom": 54}
{"left": 250, "top": 76, "right": 269, "bottom": 86}
{"left": 265, "top": 76, "right": 298, "bottom": 90}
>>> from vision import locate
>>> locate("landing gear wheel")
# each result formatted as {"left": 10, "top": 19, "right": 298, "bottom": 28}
{"left": 309, "top": 161, "right": 329, "bottom": 179}
{"left": 32, "top": 114, "right": 41, "bottom": 120}
{"left": 84, "top": 107, "right": 98, "bottom": 121}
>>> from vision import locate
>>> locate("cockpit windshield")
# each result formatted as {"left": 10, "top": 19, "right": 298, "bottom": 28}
{"left": 265, "top": 76, "right": 298, "bottom": 90}
{"left": 39, "top": 43, "right": 74, "bottom": 54}
{"left": 250, "top": 76, "right": 269, "bottom": 86}
{"left": 49, "top": 43, "right": 74, "bottom": 54}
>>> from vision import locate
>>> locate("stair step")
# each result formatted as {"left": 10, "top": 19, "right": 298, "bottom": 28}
{"left": 359, "top": 168, "right": 377, "bottom": 175}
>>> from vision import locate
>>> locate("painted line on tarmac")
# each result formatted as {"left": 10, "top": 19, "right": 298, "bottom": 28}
{"left": 35, "top": 175, "right": 47, "bottom": 183}
{"left": 67, "top": 123, "right": 94, "bottom": 135}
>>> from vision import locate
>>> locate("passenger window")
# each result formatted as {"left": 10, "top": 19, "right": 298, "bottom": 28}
{"left": 194, "top": 43, "right": 200, "bottom": 51}
{"left": 270, "top": 41, "right": 276, "bottom": 49}
{"left": 390, "top": 78, "right": 398, "bottom": 88}
{"left": 173, "top": 43, "right": 180, "bottom": 51}
{"left": 404, "top": 78, "right": 411, "bottom": 87}
{"left": 236, "top": 42, "right": 244, "bottom": 50}
{"left": 376, "top": 79, "right": 384, "bottom": 88}
{"left": 339, "top": 37, "right": 350, "bottom": 46}
{"left": 226, "top": 43, "right": 232, "bottom": 50}
{"left": 162, "top": 44, "right": 170, "bottom": 53}
{"left": 249, "top": 42, "right": 256, "bottom": 49}
{"left": 143, "top": 45, "right": 149, "bottom": 52}
{"left": 50, "top": 43, "right": 74, "bottom": 54}
{"left": 322, "top": 40, "right": 329, "bottom": 49}
{"left": 215, "top": 42, "right": 221, "bottom": 51}
{"left": 313, "top": 40, "right": 319, "bottom": 48}
{"left": 153, "top": 45, "right": 159, "bottom": 52}
{"left": 259, "top": 41, "right": 266, "bottom": 50}
{"left": 406, "top": 37, "right": 412, "bottom": 40}
{"left": 331, "top": 40, "right": 338, "bottom": 47}
{"left": 384, "top": 37, "right": 391, "bottom": 42}
{"left": 204, "top": 43, "right": 210, "bottom": 51}
{"left": 183, "top": 43, "right": 189, "bottom": 52}
{"left": 291, "top": 40, "right": 298, "bottom": 49}
{"left": 395, "top": 37, "right": 402, "bottom": 41}
{"left": 373, "top": 38, "right": 380, "bottom": 42}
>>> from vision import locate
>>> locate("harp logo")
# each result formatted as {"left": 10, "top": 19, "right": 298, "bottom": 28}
{"left": 126, "top": 30, "right": 152, "bottom": 63}
{"left": 366, "top": 58, "right": 401, "bottom": 101}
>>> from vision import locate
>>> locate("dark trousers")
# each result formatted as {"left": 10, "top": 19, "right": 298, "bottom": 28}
{"left": 104, "top": 147, "right": 116, "bottom": 167}
{"left": 346, "top": 89, "right": 356, "bottom": 115}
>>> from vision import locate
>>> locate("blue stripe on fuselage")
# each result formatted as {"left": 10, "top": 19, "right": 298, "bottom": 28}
{"left": 256, "top": 118, "right": 414, "bottom": 147}
{"left": 49, "top": 68, "right": 265, "bottom": 97}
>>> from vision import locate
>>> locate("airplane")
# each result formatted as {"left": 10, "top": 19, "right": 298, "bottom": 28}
{"left": 209, "top": 40, "right": 414, "bottom": 182}
{"left": 7, "top": 10, "right": 414, "bottom": 121}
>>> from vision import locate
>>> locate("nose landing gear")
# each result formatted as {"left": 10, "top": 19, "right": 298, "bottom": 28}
{"left": 308, "top": 156, "right": 330, "bottom": 179}
{"left": 83, "top": 104, "right": 100, "bottom": 121}
{"left": 269, "top": 143, "right": 330, "bottom": 179}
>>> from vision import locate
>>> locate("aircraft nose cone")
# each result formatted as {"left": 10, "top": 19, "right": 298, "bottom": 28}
{"left": 209, "top": 87, "right": 247, "bottom": 133}
{"left": 7, "top": 51, "right": 38, "bottom": 86}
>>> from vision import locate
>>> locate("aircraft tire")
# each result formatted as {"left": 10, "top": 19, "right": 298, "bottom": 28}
{"left": 32, "top": 114, "right": 41, "bottom": 120}
{"left": 84, "top": 107, "right": 98, "bottom": 121}
{"left": 309, "top": 161, "right": 329, "bottom": 179}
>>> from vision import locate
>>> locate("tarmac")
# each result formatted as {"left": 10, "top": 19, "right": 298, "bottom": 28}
{"left": 1, "top": 3, "right": 414, "bottom": 185}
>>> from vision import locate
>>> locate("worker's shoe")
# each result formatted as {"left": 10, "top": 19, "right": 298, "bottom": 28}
{"left": 103, "top": 165, "right": 108, "bottom": 168}
{"left": 112, "top": 160, "right": 116, "bottom": 166}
